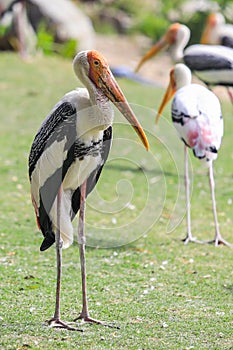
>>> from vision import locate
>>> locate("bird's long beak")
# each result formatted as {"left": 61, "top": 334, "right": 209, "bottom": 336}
{"left": 135, "top": 23, "right": 182, "bottom": 73}
{"left": 91, "top": 65, "right": 149, "bottom": 151}
{"left": 135, "top": 37, "right": 168, "bottom": 72}
{"left": 200, "top": 14, "right": 215, "bottom": 44}
{"left": 200, "top": 24, "right": 211, "bottom": 44}
{"left": 155, "top": 70, "right": 176, "bottom": 124}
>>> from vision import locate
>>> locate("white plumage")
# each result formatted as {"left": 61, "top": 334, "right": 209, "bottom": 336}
{"left": 156, "top": 63, "right": 231, "bottom": 246}
{"left": 135, "top": 23, "right": 233, "bottom": 102}
{"left": 184, "top": 44, "right": 233, "bottom": 87}
{"left": 29, "top": 50, "right": 149, "bottom": 330}
{"left": 201, "top": 13, "right": 233, "bottom": 48}
{"left": 172, "top": 83, "right": 223, "bottom": 164}
{"left": 30, "top": 88, "right": 111, "bottom": 249}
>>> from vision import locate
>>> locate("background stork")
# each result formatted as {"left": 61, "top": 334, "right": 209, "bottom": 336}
{"left": 200, "top": 13, "right": 233, "bottom": 101}
{"left": 155, "top": 63, "right": 231, "bottom": 247}
{"left": 29, "top": 50, "right": 149, "bottom": 330}
{"left": 200, "top": 13, "right": 233, "bottom": 48}
{"left": 135, "top": 23, "right": 233, "bottom": 103}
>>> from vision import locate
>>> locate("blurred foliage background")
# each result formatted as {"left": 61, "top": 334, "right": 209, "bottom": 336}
{"left": 78, "top": 0, "right": 233, "bottom": 44}
{"left": 1, "top": 0, "right": 233, "bottom": 58}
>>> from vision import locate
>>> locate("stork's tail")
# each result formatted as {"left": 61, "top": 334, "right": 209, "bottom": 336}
{"left": 193, "top": 145, "right": 218, "bottom": 167}
{"left": 40, "top": 226, "right": 73, "bottom": 251}
{"left": 45, "top": 190, "right": 74, "bottom": 250}
{"left": 40, "top": 231, "right": 55, "bottom": 251}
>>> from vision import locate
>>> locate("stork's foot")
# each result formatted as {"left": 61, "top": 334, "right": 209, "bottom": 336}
{"left": 74, "top": 314, "right": 103, "bottom": 325}
{"left": 182, "top": 236, "right": 204, "bottom": 245}
{"left": 74, "top": 314, "right": 120, "bottom": 329}
{"left": 47, "top": 318, "right": 83, "bottom": 332}
{"left": 206, "top": 237, "right": 233, "bottom": 247}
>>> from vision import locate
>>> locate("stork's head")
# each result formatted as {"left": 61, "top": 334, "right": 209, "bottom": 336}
{"left": 200, "top": 13, "right": 225, "bottom": 44}
{"left": 135, "top": 23, "right": 190, "bottom": 71}
{"left": 155, "top": 63, "right": 192, "bottom": 124}
{"left": 73, "top": 50, "right": 149, "bottom": 151}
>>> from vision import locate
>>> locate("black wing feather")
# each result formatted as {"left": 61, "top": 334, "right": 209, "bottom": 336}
{"left": 221, "top": 36, "right": 233, "bottom": 49}
{"left": 29, "top": 102, "right": 77, "bottom": 251}
{"left": 38, "top": 142, "right": 79, "bottom": 251}
{"left": 184, "top": 53, "right": 233, "bottom": 71}
{"left": 31, "top": 103, "right": 112, "bottom": 252}
{"left": 29, "top": 102, "right": 77, "bottom": 179}
{"left": 39, "top": 126, "right": 112, "bottom": 251}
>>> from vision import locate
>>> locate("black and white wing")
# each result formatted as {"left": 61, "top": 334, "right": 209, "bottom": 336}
{"left": 29, "top": 100, "right": 77, "bottom": 249}
{"left": 184, "top": 44, "right": 233, "bottom": 87}
{"left": 29, "top": 91, "right": 112, "bottom": 251}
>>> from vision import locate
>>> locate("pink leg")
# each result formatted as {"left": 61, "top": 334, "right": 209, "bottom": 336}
{"left": 74, "top": 181, "right": 119, "bottom": 328}
{"left": 207, "top": 163, "right": 232, "bottom": 247}
{"left": 48, "top": 186, "right": 82, "bottom": 331}
{"left": 182, "top": 146, "right": 203, "bottom": 244}
{"left": 74, "top": 180, "right": 102, "bottom": 324}
{"left": 227, "top": 88, "right": 233, "bottom": 105}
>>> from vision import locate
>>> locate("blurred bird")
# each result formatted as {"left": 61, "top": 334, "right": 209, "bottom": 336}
{"left": 135, "top": 23, "right": 233, "bottom": 103}
{"left": 200, "top": 13, "right": 233, "bottom": 48}
{"left": 29, "top": 50, "right": 149, "bottom": 330}
{"left": 156, "top": 63, "right": 232, "bottom": 246}
{"left": 200, "top": 13, "right": 233, "bottom": 102}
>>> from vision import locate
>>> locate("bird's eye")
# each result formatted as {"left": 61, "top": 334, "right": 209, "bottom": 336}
{"left": 94, "top": 60, "right": 99, "bottom": 66}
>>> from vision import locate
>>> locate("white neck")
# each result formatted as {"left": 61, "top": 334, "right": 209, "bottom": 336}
{"left": 174, "top": 63, "right": 192, "bottom": 90}
{"left": 169, "top": 25, "right": 190, "bottom": 63}
{"left": 73, "top": 53, "right": 114, "bottom": 138}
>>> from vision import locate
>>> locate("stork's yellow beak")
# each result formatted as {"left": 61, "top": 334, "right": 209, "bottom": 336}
{"left": 200, "top": 13, "right": 216, "bottom": 44}
{"left": 135, "top": 38, "right": 168, "bottom": 73}
{"left": 135, "top": 23, "right": 182, "bottom": 72}
{"left": 156, "top": 68, "right": 176, "bottom": 124}
{"left": 87, "top": 50, "right": 149, "bottom": 151}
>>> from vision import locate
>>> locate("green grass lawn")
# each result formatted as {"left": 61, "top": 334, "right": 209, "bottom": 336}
{"left": 0, "top": 52, "right": 232, "bottom": 349}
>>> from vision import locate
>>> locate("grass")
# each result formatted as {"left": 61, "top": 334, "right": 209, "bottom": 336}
{"left": 0, "top": 52, "right": 233, "bottom": 349}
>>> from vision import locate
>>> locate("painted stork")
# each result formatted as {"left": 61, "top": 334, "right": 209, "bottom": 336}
{"left": 200, "top": 13, "right": 233, "bottom": 102}
{"left": 200, "top": 13, "right": 233, "bottom": 48}
{"left": 28, "top": 50, "right": 149, "bottom": 330}
{"left": 155, "top": 63, "right": 232, "bottom": 247}
{"left": 134, "top": 23, "right": 233, "bottom": 103}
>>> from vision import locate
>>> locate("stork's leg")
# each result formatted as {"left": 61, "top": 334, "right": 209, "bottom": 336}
{"left": 74, "top": 180, "right": 102, "bottom": 324}
{"left": 74, "top": 181, "right": 119, "bottom": 328}
{"left": 207, "top": 163, "right": 232, "bottom": 247}
{"left": 182, "top": 146, "right": 203, "bottom": 244}
{"left": 227, "top": 87, "right": 233, "bottom": 105}
{"left": 48, "top": 186, "right": 82, "bottom": 331}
